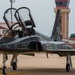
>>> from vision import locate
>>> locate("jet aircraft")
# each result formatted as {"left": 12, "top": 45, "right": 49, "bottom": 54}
{"left": 0, "top": 7, "right": 75, "bottom": 74}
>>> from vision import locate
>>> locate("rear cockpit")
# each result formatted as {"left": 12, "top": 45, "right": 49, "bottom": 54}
{"left": 14, "top": 7, "right": 36, "bottom": 36}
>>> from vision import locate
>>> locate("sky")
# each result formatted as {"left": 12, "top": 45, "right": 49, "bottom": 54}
{"left": 0, "top": 0, "right": 75, "bottom": 37}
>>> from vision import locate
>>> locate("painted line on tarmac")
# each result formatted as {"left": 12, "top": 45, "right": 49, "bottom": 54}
{"left": 0, "top": 70, "right": 35, "bottom": 75}
{"left": 7, "top": 71, "right": 27, "bottom": 75}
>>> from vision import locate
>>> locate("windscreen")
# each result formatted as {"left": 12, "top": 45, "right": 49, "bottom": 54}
{"left": 3, "top": 8, "right": 17, "bottom": 30}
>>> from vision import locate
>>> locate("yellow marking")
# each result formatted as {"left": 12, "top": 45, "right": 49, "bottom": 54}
{"left": 0, "top": 70, "right": 33, "bottom": 75}
{"left": 7, "top": 71, "right": 25, "bottom": 75}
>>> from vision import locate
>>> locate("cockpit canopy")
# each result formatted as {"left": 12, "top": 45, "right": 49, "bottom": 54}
{"left": 3, "top": 7, "right": 36, "bottom": 37}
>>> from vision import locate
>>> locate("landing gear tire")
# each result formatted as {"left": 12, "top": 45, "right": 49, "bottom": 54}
{"left": 66, "top": 64, "right": 70, "bottom": 72}
{"left": 12, "top": 62, "right": 17, "bottom": 70}
{"left": 2, "top": 66, "right": 7, "bottom": 74}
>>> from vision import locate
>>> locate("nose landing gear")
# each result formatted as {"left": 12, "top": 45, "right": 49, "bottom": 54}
{"left": 12, "top": 62, "right": 17, "bottom": 70}
{"left": 11, "top": 54, "right": 18, "bottom": 70}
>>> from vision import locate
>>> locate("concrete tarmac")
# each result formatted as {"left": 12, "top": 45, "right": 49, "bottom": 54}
{"left": 0, "top": 53, "right": 75, "bottom": 75}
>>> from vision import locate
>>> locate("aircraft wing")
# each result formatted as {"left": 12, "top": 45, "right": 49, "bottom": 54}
{"left": 0, "top": 47, "right": 75, "bottom": 57}
{"left": 0, "top": 48, "right": 37, "bottom": 54}
{"left": 45, "top": 49, "right": 75, "bottom": 56}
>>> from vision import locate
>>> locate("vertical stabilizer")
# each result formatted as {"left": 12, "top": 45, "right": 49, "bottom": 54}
{"left": 50, "top": 9, "right": 62, "bottom": 41}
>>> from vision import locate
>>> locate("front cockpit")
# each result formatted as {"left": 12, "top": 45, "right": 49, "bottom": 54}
{"left": 0, "top": 7, "right": 43, "bottom": 47}
{"left": 3, "top": 30, "right": 15, "bottom": 38}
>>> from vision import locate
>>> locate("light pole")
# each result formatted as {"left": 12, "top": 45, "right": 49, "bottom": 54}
{"left": 10, "top": 0, "right": 15, "bottom": 9}
{"left": 10, "top": 0, "right": 15, "bottom": 22}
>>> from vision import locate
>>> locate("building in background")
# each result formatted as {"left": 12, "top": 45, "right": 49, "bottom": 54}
{"left": 55, "top": 0, "right": 70, "bottom": 39}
